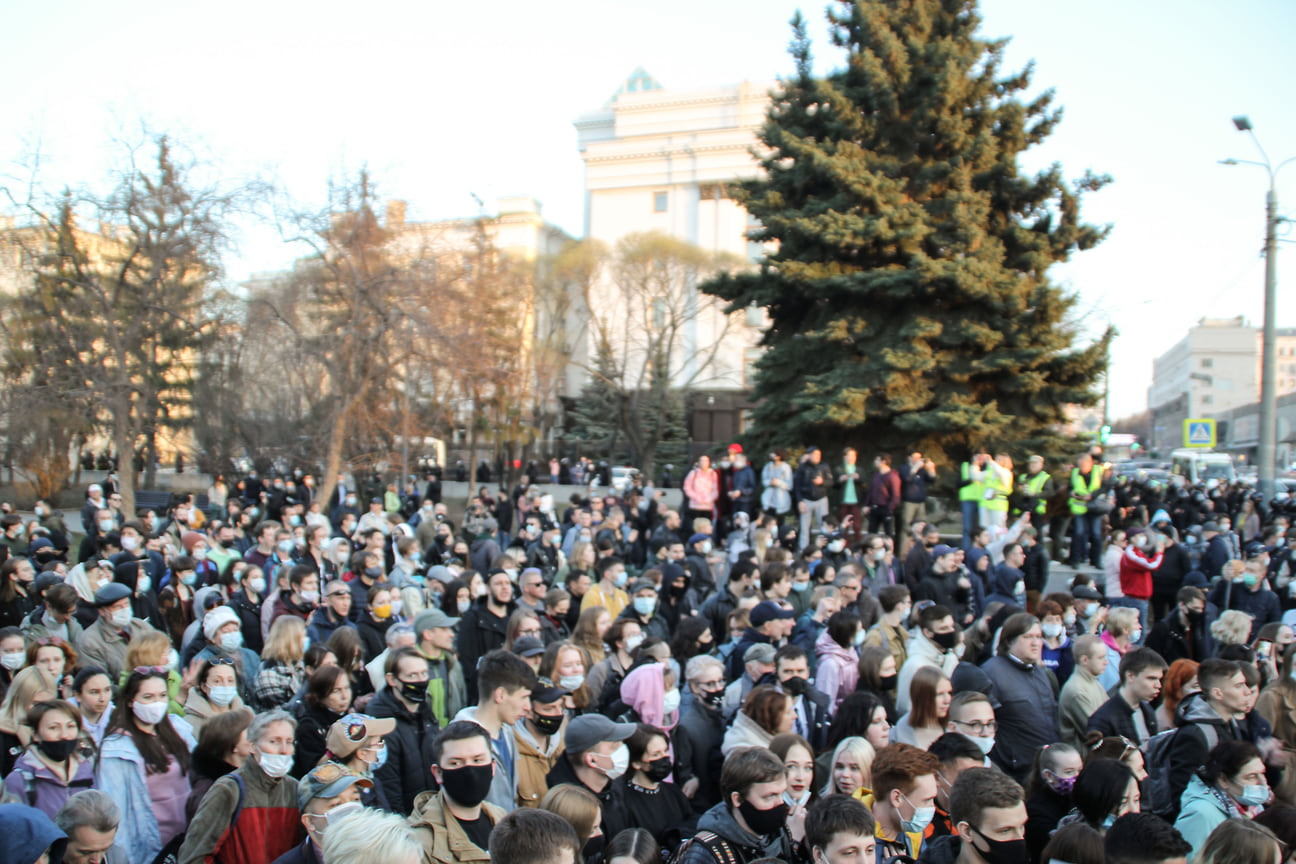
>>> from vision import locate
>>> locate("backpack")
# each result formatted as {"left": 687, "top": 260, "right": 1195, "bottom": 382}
{"left": 671, "top": 830, "right": 742, "bottom": 864}
{"left": 1143, "top": 723, "right": 1217, "bottom": 817}
{"left": 149, "top": 772, "right": 246, "bottom": 864}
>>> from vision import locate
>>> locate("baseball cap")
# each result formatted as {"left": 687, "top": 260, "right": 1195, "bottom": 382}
{"left": 325, "top": 713, "right": 396, "bottom": 760}
{"left": 512, "top": 636, "right": 546, "bottom": 658}
{"left": 931, "top": 544, "right": 957, "bottom": 559}
{"left": 412, "top": 608, "right": 460, "bottom": 636}
{"left": 750, "top": 601, "right": 796, "bottom": 627}
{"left": 531, "top": 677, "right": 571, "bottom": 705}
{"left": 297, "top": 761, "right": 373, "bottom": 810}
{"left": 564, "top": 714, "right": 637, "bottom": 754}
{"left": 688, "top": 533, "right": 711, "bottom": 547}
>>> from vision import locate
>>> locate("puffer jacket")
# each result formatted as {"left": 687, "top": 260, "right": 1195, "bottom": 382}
{"left": 177, "top": 754, "right": 302, "bottom": 864}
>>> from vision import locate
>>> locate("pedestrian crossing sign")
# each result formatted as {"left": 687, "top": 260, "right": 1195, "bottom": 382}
{"left": 1183, "top": 418, "right": 1216, "bottom": 448}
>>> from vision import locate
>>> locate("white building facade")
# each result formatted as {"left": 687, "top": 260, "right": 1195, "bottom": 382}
{"left": 572, "top": 69, "right": 775, "bottom": 411}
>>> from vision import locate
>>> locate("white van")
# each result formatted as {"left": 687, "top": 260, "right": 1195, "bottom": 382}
{"left": 1169, "top": 449, "right": 1236, "bottom": 486}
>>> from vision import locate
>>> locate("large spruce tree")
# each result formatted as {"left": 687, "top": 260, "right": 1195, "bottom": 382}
{"left": 703, "top": 0, "right": 1112, "bottom": 463}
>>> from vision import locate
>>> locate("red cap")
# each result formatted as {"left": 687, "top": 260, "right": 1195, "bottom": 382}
{"left": 728, "top": 443, "right": 743, "bottom": 453}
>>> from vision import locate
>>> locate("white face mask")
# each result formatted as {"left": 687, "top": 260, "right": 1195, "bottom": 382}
{"left": 970, "top": 735, "right": 995, "bottom": 756}
{"left": 1042, "top": 623, "right": 1064, "bottom": 639}
{"left": 624, "top": 634, "right": 645, "bottom": 654}
{"left": 0, "top": 651, "right": 25, "bottom": 671}
{"left": 132, "top": 701, "right": 168, "bottom": 726}
{"left": 601, "top": 743, "right": 630, "bottom": 780}
{"left": 110, "top": 608, "right": 133, "bottom": 629}
{"left": 662, "top": 689, "right": 681, "bottom": 715}
{"left": 207, "top": 685, "right": 238, "bottom": 707}
{"left": 249, "top": 577, "right": 267, "bottom": 595}
{"left": 121, "top": 535, "right": 140, "bottom": 552}
{"left": 258, "top": 748, "right": 293, "bottom": 779}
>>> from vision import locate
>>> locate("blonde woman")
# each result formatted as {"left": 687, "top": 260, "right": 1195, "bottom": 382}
{"left": 1210, "top": 609, "right": 1255, "bottom": 650}
{"left": 252, "top": 616, "right": 308, "bottom": 711}
{"left": 0, "top": 666, "right": 58, "bottom": 774}
{"left": 823, "top": 735, "right": 876, "bottom": 801}
{"left": 122, "top": 631, "right": 186, "bottom": 715}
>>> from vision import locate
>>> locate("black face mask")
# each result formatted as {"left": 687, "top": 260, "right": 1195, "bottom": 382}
{"left": 439, "top": 763, "right": 494, "bottom": 807}
{"left": 878, "top": 673, "right": 898, "bottom": 691}
{"left": 970, "top": 827, "right": 1027, "bottom": 864}
{"left": 701, "top": 689, "right": 725, "bottom": 709}
{"left": 583, "top": 833, "right": 606, "bottom": 864}
{"left": 37, "top": 737, "right": 78, "bottom": 762}
{"left": 781, "top": 675, "right": 809, "bottom": 696}
{"left": 1185, "top": 608, "right": 1205, "bottom": 627}
{"left": 737, "top": 796, "right": 789, "bottom": 837}
{"left": 531, "top": 711, "right": 563, "bottom": 736}
{"left": 644, "top": 756, "right": 673, "bottom": 782}
{"left": 931, "top": 630, "right": 958, "bottom": 651}
{"left": 400, "top": 681, "right": 428, "bottom": 703}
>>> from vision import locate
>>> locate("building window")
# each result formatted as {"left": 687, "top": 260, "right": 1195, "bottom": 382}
{"left": 745, "top": 305, "right": 765, "bottom": 328}
{"left": 653, "top": 191, "right": 668, "bottom": 213}
{"left": 1200, "top": 358, "right": 1213, "bottom": 368}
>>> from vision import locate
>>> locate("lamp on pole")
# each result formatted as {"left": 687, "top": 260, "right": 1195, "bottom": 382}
{"left": 1220, "top": 115, "right": 1292, "bottom": 499}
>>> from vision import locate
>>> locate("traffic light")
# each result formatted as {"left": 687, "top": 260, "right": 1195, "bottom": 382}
{"left": 1099, "top": 425, "right": 1111, "bottom": 444}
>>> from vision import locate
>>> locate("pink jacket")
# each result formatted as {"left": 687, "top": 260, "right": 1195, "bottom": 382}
{"left": 683, "top": 467, "right": 719, "bottom": 513}
{"left": 814, "top": 628, "right": 860, "bottom": 713}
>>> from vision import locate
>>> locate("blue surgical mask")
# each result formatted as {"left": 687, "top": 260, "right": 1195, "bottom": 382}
{"left": 633, "top": 596, "right": 656, "bottom": 617}
{"left": 1239, "top": 784, "right": 1270, "bottom": 807}
{"left": 900, "top": 794, "right": 935, "bottom": 833}
{"left": 791, "top": 581, "right": 811, "bottom": 593}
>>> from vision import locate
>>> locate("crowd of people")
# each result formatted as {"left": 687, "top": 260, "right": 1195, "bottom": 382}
{"left": 0, "top": 444, "right": 1294, "bottom": 864}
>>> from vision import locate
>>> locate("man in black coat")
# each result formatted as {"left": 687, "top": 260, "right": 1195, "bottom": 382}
{"left": 1086, "top": 647, "right": 1165, "bottom": 747}
{"left": 1146, "top": 586, "right": 1210, "bottom": 664}
{"left": 774, "top": 645, "right": 830, "bottom": 751}
{"left": 455, "top": 569, "right": 515, "bottom": 697}
{"left": 368, "top": 646, "right": 439, "bottom": 815}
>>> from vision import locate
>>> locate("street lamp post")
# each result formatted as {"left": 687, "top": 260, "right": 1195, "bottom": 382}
{"left": 1221, "top": 115, "right": 1292, "bottom": 499}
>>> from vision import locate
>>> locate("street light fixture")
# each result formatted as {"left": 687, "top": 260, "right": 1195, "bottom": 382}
{"left": 1221, "top": 115, "right": 1293, "bottom": 499}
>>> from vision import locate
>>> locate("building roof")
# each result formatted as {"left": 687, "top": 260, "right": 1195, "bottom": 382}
{"left": 608, "top": 67, "right": 662, "bottom": 104}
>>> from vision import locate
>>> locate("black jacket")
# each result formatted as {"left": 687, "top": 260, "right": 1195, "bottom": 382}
{"left": 1145, "top": 611, "right": 1210, "bottom": 665}
{"left": 229, "top": 588, "right": 265, "bottom": 654}
{"left": 357, "top": 614, "right": 394, "bottom": 663}
{"left": 368, "top": 686, "right": 439, "bottom": 815}
{"left": 674, "top": 698, "right": 725, "bottom": 814}
{"left": 1087, "top": 694, "right": 1158, "bottom": 746}
{"left": 547, "top": 753, "right": 630, "bottom": 841}
{"left": 291, "top": 701, "right": 342, "bottom": 779}
{"left": 455, "top": 598, "right": 512, "bottom": 696}
{"left": 1025, "top": 786, "right": 1071, "bottom": 864}
{"left": 794, "top": 685, "right": 832, "bottom": 752}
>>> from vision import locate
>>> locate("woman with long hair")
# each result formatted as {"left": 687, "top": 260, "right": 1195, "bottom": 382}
{"left": 571, "top": 606, "right": 611, "bottom": 666}
{"left": 123, "top": 631, "right": 186, "bottom": 715}
{"left": 1063, "top": 758, "right": 1139, "bottom": 834}
{"left": 890, "top": 666, "right": 951, "bottom": 750}
{"left": 24, "top": 637, "right": 77, "bottom": 701}
{"left": 292, "top": 663, "right": 352, "bottom": 778}
{"left": 2, "top": 699, "right": 97, "bottom": 817}
{"left": 1256, "top": 644, "right": 1296, "bottom": 804}
{"left": 0, "top": 557, "right": 37, "bottom": 629}
{"left": 252, "top": 615, "right": 309, "bottom": 711}
{"left": 327, "top": 625, "right": 373, "bottom": 698}
{"left": 822, "top": 736, "right": 876, "bottom": 801}
{"left": 770, "top": 732, "right": 817, "bottom": 812}
{"left": 504, "top": 609, "right": 543, "bottom": 653}
{"left": 0, "top": 666, "right": 58, "bottom": 775}
{"left": 1085, "top": 734, "right": 1148, "bottom": 782}
{"left": 540, "top": 641, "right": 593, "bottom": 712}
{"left": 1198, "top": 819, "right": 1285, "bottom": 864}
{"left": 96, "top": 667, "right": 196, "bottom": 862}
{"left": 668, "top": 616, "right": 714, "bottom": 669}
{"left": 1026, "top": 743, "right": 1084, "bottom": 863}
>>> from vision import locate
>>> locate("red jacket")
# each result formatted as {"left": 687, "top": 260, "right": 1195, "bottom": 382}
{"left": 1118, "top": 545, "right": 1163, "bottom": 600}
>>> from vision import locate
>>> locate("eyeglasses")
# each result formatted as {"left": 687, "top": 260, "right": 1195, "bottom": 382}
{"left": 33, "top": 636, "right": 66, "bottom": 648}
{"left": 952, "top": 719, "right": 997, "bottom": 735}
{"left": 207, "top": 657, "right": 235, "bottom": 667}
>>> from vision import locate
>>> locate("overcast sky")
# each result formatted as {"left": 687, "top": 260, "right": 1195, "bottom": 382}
{"left": 3, "top": 0, "right": 1293, "bottom": 420}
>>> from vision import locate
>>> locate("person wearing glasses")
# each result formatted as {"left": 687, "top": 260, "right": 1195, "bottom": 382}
{"left": 96, "top": 667, "right": 198, "bottom": 862}
{"left": 324, "top": 713, "right": 395, "bottom": 810}
{"left": 943, "top": 692, "right": 997, "bottom": 760}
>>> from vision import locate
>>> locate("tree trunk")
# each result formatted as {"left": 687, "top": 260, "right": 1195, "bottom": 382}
{"left": 143, "top": 427, "right": 158, "bottom": 490}
{"left": 317, "top": 408, "right": 349, "bottom": 522}
{"left": 113, "top": 401, "right": 137, "bottom": 518}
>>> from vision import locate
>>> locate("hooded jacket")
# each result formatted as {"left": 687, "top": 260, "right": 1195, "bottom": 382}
{"left": 514, "top": 716, "right": 566, "bottom": 807}
{"left": 369, "top": 685, "right": 439, "bottom": 815}
{"left": 675, "top": 800, "right": 788, "bottom": 864}
{"left": 1174, "top": 775, "right": 1239, "bottom": 862}
{"left": 620, "top": 663, "right": 679, "bottom": 731}
{"left": 1146, "top": 608, "right": 1211, "bottom": 665}
{"left": 1166, "top": 692, "right": 1242, "bottom": 816}
{"left": 814, "top": 628, "right": 860, "bottom": 712}
{"left": 2, "top": 748, "right": 96, "bottom": 818}
{"left": 896, "top": 634, "right": 959, "bottom": 714}
{"left": 455, "top": 597, "right": 511, "bottom": 696}
{"left": 453, "top": 706, "right": 518, "bottom": 813}
{"left": 178, "top": 752, "right": 302, "bottom": 864}
{"left": 0, "top": 803, "right": 67, "bottom": 864}
{"left": 408, "top": 789, "right": 506, "bottom": 864}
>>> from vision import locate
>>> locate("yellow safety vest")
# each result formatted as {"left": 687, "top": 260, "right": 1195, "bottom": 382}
{"left": 959, "top": 462, "right": 984, "bottom": 502}
{"left": 984, "top": 469, "right": 1012, "bottom": 512}
{"left": 1069, "top": 468, "right": 1102, "bottom": 515}
{"left": 1018, "top": 471, "right": 1049, "bottom": 515}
